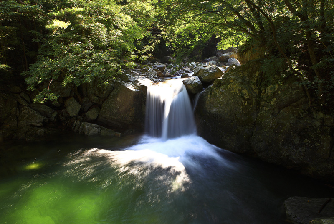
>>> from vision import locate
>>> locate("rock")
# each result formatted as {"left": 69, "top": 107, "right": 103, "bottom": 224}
{"left": 204, "top": 56, "right": 219, "bottom": 63}
{"left": 72, "top": 120, "right": 121, "bottom": 137}
{"left": 30, "top": 103, "right": 57, "bottom": 121}
{"left": 195, "top": 61, "right": 334, "bottom": 181}
{"left": 310, "top": 218, "right": 334, "bottom": 224}
{"left": 80, "top": 81, "right": 114, "bottom": 105}
{"left": 19, "top": 106, "right": 46, "bottom": 127}
{"left": 153, "top": 63, "right": 166, "bottom": 72}
{"left": 194, "top": 65, "right": 224, "bottom": 84}
{"left": 65, "top": 97, "right": 81, "bottom": 117}
{"left": 183, "top": 76, "right": 203, "bottom": 94}
{"left": 85, "top": 107, "right": 100, "bottom": 121}
{"left": 218, "top": 52, "right": 233, "bottom": 62}
{"left": 73, "top": 121, "right": 99, "bottom": 136}
{"left": 16, "top": 106, "right": 50, "bottom": 140}
{"left": 101, "top": 127, "right": 121, "bottom": 137}
{"left": 285, "top": 197, "right": 334, "bottom": 224}
{"left": 227, "top": 57, "right": 241, "bottom": 66}
{"left": 98, "top": 82, "right": 146, "bottom": 132}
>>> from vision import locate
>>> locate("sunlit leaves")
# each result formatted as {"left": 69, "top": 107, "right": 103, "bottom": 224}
{"left": 22, "top": 0, "right": 158, "bottom": 101}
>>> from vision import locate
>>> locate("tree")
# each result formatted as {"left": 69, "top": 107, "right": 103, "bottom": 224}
{"left": 1, "top": 0, "right": 159, "bottom": 102}
{"left": 158, "top": 0, "right": 334, "bottom": 111}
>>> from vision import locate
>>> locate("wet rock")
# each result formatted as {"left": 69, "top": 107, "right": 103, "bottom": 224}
{"left": 65, "top": 97, "right": 81, "bottom": 117}
{"left": 153, "top": 63, "right": 166, "bottom": 72}
{"left": 98, "top": 82, "right": 146, "bottom": 132}
{"left": 285, "top": 197, "right": 334, "bottom": 224}
{"left": 183, "top": 76, "right": 203, "bottom": 94}
{"left": 194, "top": 65, "right": 224, "bottom": 84}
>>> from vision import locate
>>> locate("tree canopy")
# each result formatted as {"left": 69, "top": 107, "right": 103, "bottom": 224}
{"left": 1, "top": 0, "right": 334, "bottom": 110}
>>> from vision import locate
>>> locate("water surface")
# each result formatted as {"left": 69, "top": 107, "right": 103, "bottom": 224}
{"left": 0, "top": 134, "right": 332, "bottom": 224}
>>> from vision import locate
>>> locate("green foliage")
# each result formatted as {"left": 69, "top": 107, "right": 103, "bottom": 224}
{"left": 158, "top": 0, "right": 334, "bottom": 112}
{"left": 1, "top": 0, "right": 158, "bottom": 101}
{"left": 2, "top": 0, "right": 334, "bottom": 111}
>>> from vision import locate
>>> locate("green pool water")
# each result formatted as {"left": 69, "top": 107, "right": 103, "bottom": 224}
{"left": 0, "top": 134, "right": 332, "bottom": 224}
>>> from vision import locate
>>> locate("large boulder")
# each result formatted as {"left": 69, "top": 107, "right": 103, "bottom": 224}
{"left": 195, "top": 62, "right": 334, "bottom": 182}
{"left": 98, "top": 82, "right": 146, "bottom": 132}
{"left": 194, "top": 65, "right": 224, "bottom": 84}
{"left": 79, "top": 80, "right": 114, "bottom": 105}
{"left": 183, "top": 76, "right": 203, "bottom": 95}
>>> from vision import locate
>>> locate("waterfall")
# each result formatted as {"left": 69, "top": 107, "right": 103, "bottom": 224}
{"left": 145, "top": 79, "right": 196, "bottom": 139}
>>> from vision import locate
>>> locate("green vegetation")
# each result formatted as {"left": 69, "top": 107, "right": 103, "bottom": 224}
{"left": 1, "top": 0, "right": 158, "bottom": 102}
{"left": 1, "top": 0, "right": 334, "bottom": 111}
{"left": 158, "top": 0, "right": 334, "bottom": 112}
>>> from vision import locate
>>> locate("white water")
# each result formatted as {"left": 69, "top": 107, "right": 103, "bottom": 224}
{"left": 145, "top": 79, "right": 196, "bottom": 139}
{"left": 87, "top": 79, "right": 231, "bottom": 192}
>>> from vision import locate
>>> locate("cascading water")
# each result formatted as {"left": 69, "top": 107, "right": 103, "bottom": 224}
{"left": 145, "top": 79, "right": 196, "bottom": 139}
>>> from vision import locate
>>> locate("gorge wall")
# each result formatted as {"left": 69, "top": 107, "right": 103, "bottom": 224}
{"left": 195, "top": 62, "right": 334, "bottom": 183}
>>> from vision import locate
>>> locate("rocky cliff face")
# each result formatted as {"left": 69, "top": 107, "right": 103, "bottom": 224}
{"left": 0, "top": 78, "right": 146, "bottom": 141}
{"left": 195, "top": 62, "right": 334, "bottom": 182}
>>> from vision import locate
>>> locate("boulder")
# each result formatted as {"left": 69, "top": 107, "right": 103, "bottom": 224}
{"left": 285, "top": 197, "right": 334, "bottom": 224}
{"left": 183, "top": 76, "right": 203, "bottom": 95}
{"left": 18, "top": 106, "right": 46, "bottom": 127}
{"left": 30, "top": 103, "right": 57, "bottom": 121}
{"left": 79, "top": 81, "right": 114, "bottom": 105}
{"left": 16, "top": 106, "right": 50, "bottom": 141}
{"left": 227, "top": 58, "right": 241, "bottom": 66}
{"left": 218, "top": 52, "right": 233, "bottom": 62}
{"left": 73, "top": 121, "right": 100, "bottom": 136}
{"left": 153, "top": 63, "right": 166, "bottom": 72}
{"left": 98, "top": 82, "right": 146, "bottom": 132}
{"left": 72, "top": 120, "right": 121, "bottom": 137}
{"left": 194, "top": 65, "right": 224, "bottom": 84}
{"left": 85, "top": 107, "right": 100, "bottom": 121}
{"left": 65, "top": 97, "right": 81, "bottom": 117}
{"left": 195, "top": 61, "right": 334, "bottom": 182}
